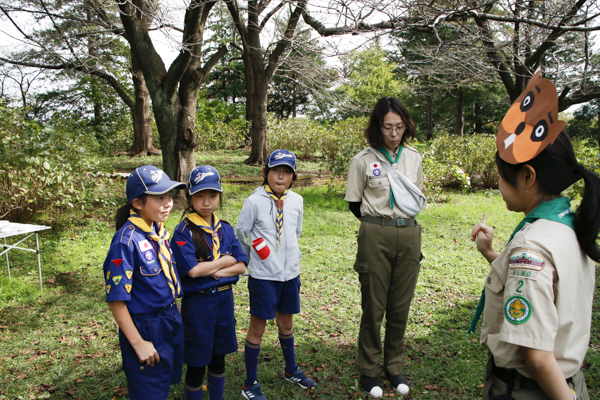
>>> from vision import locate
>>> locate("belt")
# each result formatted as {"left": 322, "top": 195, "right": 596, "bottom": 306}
{"left": 492, "top": 363, "right": 572, "bottom": 391}
{"left": 131, "top": 301, "right": 177, "bottom": 318}
{"left": 198, "top": 284, "right": 232, "bottom": 295}
{"left": 362, "top": 215, "right": 416, "bottom": 227}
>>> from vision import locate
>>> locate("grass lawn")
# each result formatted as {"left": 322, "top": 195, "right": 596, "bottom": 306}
{"left": 0, "top": 152, "right": 598, "bottom": 399}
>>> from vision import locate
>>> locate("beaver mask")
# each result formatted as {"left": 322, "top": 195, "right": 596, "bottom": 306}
{"left": 497, "top": 70, "right": 566, "bottom": 164}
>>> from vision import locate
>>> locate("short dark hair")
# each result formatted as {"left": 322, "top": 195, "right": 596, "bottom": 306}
{"left": 364, "top": 97, "right": 416, "bottom": 148}
{"left": 262, "top": 165, "right": 297, "bottom": 188}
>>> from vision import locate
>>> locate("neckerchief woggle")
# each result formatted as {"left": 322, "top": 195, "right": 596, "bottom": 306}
{"left": 128, "top": 210, "right": 181, "bottom": 298}
{"left": 187, "top": 211, "right": 222, "bottom": 261}
{"left": 264, "top": 184, "right": 288, "bottom": 250}
{"left": 468, "top": 196, "right": 576, "bottom": 336}
{"left": 376, "top": 146, "right": 403, "bottom": 209}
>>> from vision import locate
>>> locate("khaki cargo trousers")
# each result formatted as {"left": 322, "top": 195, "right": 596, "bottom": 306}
{"left": 353, "top": 218, "right": 421, "bottom": 377}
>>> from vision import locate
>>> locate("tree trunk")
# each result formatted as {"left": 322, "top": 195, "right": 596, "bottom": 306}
{"left": 426, "top": 94, "right": 433, "bottom": 141}
{"left": 474, "top": 101, "right": 482, "bottom": 134}
{"left": 245, "top": 80, "right": 269, "bottom": 165}
{"left": 454, "top": 88, "right": 464, "bottom": 137}
{"left": 130, "top": 55, "right": 161, "bottom": 157}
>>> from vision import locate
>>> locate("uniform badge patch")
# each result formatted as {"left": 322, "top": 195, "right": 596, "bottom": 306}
{"left": 138, "top": 240, "right": 152, "bottom": 252}
{"left": 106, "top": 271, "right": 110, "bottom": 280}
{"left": 505, "top": 296, "right": 531, "bottom": 324}
{"left": 112, "top": 276, "right": 122, "bottom": 285}
{"left": 111, "top": 259, "right": 123, "bottom": 267}
{"left": 373, "top": 168, "right": 381, "bottom": 176}
{"left": 509, "top": 248, "right": 545, "bottom": 271}
{"left": 369, "top": 162, "right": 380, "bottom": 170}
{"left": 125, "top": 284, "right": 132, "bottom": 293}
{"left": 106, "top": 285, "right": 111, "bottom": 294}
{"left": 125, "top": 270, "right": 133, "bottom": 280}
{"left": 508, "top": 268, "right": 538, "bottom": 280}
{"left": 176, "top": 241, "right": 187, "bottom": 247}
{"left": 144, "top": 251, "right": 154, "bottom": 261}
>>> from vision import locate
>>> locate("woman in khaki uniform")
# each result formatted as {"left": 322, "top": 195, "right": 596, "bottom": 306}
{"left": 471, "top": 72, "right": 600, "bottom": 400}
{"left": 345, "top": 97, "right": 424, "bottom": 398}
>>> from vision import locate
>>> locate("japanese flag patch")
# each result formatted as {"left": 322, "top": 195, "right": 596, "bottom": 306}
{"left": 369, "top": 162, "right": 381, "bottom": 170}
{"left": 138, "top": 240, "right": 152, "bottom": 252}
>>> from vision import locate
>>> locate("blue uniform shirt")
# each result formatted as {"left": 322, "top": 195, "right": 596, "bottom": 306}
{"left": 103, "top": 221, "right": 180, "bottom": 314}
{"left": 171, "top": 219, "right": 247, "bottom": 293}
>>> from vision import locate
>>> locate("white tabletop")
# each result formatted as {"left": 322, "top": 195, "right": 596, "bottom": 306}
{"left": 0, "top": 222, "right": 51, "bottom": 239}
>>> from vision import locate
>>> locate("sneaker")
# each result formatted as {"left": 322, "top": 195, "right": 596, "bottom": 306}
{"left": 284, "top": 366, "right": 316, "bottom": 389}
{"left": 242, "top": 381, "right": 268, "bottom": 400}
{"left": 360, "top": 375, "right": 383, "bottom": 398}
{"left": 386, "top": 373, "right": 410, "bottom": 396}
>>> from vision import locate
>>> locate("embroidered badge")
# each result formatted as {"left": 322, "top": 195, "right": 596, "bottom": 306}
{"left": 112, "top": 276, "right": 122, "bottom": 285}
{"left": 274, "top": 151, "right": 293, "bottom": 160}
{"left": 373, "top": 168, "right": 381, "bottom": 176}
{"left": 392, "top": 163, "right": 398, "bottom": 169}
{"left": 125, "top": 284, "right": 132, "bottom": 293}
{"left": 509, "top": 248, "right": 545, "bottom": 270}
{"left": 508, "top": 268, "right": 539, "bottom": 280}
{"left": 505, "top": 296, "right": 532, "bottom": 324}
{"left": 194, "top": 172, "right": 215, "bottom": 183}
{"left": 125, "top": 270, "right": 133, "bottom": 280}
{"left": 111, "top": 259, "right": 123, "bottom": 267}
{"left": 106, "top": 271, "right": 110, "bottom": 280}
{"left": 150, "top": 169, "right": 163, "bottom": 183}
{"left": 106, "top": 285, "right": 111, "bottom": 294}
{"left": 138, "top": 240, "right": 152, "bottom": 252}
{"left": 176, "top": 241, "right": 187, "bottom": 247}
{"left": 369, "top": 162, "right": 380, "bottom": 170}
{"left": 144, "top": 250, "right": 154, "bottom": 261}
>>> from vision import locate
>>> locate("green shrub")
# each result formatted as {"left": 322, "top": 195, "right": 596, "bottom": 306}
{"left": 322, "top": 117, "right": 368, "bottom": 175}
{"left": 266, "top": 115, "right": 330, "bottom": 159}
{"left": 0, "top": 102, "right": 93, "bottom": 223}
{"left": 195, "top": 99, "right": 248, "bottom": 150}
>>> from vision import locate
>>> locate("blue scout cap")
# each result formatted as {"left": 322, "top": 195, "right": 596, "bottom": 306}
{"left": 265, "top": 149, "right": 297, "bottom": 172}
{"left": 126, "top": 165, "right": 186, "bottom": 203}
{"left": 188, "top": 165, "right": 223, "bottom": 195}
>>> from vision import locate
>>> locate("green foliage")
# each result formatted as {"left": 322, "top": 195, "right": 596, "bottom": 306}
{"left": 195, "top": 98, "right": 248, "bottom": 150}
{"left": 423, "top": 134, "right": 499, "bottom": 193}
{"left": 266, "top": 115, "right": 329, "bottom": 159}
{"left": 0, "top": 102, "right": 94, "bottom": 222}
{"left": 323, "top": 117, "right": 369, "bottom": 175}
{"left": 567, "top": 100, "right": 599, "bottom": 142}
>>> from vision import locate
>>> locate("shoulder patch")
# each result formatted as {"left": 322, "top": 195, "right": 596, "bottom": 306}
{"left": 509, "top": 248, "right": 545, "bottom": 271}
{"left": 505, "top": 295, "right": 531, "bottom": 324}
{"left": 106, "top": 285, "right": 111, "bottom": 294}
{"left": 125, "top": 270, "right": 133, "bottom": 280}
{"left": 125, "top": 284, "right": 132, "bottom": 293}
{"left": 106, "top": 271, "right": 111, "bottom": 280}
{"left": 175, "top": 241, "right": 187, "bottom": 247}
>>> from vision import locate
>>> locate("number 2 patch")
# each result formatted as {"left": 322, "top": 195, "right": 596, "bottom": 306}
{"left": 505, "top": 295, "right": 532, "bottom": 324}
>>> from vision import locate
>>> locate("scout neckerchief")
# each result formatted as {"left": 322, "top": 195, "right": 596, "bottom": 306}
{"left": 187, "top": 211, "right": 222, "bottom": 261}
{"left": 376, "top": 146, "right": 403, "bottom": 209}
{"left": 264, "top": 184, "right": 288, "bottom": 250}
{"left": 128, "top": 210, "right": 181, "bottom": 298}
{"left": 468, "top": 196, "right": 576, "bottom": 336}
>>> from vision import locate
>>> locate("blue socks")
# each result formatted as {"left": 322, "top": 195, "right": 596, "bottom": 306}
{"left": 279, "top": 332, "right": 297, "bottom": 374}
{"left": 245, "top": 339, "right": 261, "bottom": 387}
{"left": 184, "top": 385, "right": 203, "bottom": 400}
{"left": 207, "top": 371, "right": 225, "bottom": 400}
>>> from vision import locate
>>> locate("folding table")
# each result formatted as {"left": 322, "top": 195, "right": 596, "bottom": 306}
{"left": 0, "top": 222, "right": 51, "bottom": 291}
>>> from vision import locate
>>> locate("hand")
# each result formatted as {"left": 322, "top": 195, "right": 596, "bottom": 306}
{"left": 470, "top": 212, "right": 497, "bottom": 263}
{"left": 133, "top": 340, "right": 160, "bottom": 367}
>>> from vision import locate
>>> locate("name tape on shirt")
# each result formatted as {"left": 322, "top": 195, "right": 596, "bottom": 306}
{"left": 508, "top": 248, "right": 545, "bottom": 271}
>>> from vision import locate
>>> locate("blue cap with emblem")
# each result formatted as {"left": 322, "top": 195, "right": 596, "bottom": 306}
{"left": 126, "top": 165, "right": 186, "bottom": 203}
{"left": 265, "top": 149, "right": 297, "bottom": 172}
{"left": 188, "top": 165, "right": 223, "bottom": 195}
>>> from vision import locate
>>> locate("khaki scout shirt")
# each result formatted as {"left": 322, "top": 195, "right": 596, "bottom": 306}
{"left": 345, "top": 146, "right": 423, "bottom": 219}
{"left": 480, "top": 219, "right": 595, "bottom": 379}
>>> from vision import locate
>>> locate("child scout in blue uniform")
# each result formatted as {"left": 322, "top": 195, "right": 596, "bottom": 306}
{"left": 103, "top": 165, "right": 186, "bottom": 400}
{"left": 235, "top": 149, "right": 316, "bottom": 400}
{"left": 471, "top": 71, "right": 599, "bottom": 400}
{"left": 170, "top": 166, "right": 247, "bottom": 400}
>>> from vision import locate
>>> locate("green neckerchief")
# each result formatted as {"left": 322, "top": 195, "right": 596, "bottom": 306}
{"left": 468, "top": 196, "right": 576, "bottom": 336}
{"left": 376, "top": 146, "right": 404, "bottom": 209}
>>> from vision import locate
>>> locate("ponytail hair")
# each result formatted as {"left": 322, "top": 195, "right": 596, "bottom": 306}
{"left": 496, "top": 131, "right": 600, "bottom": 261}
{"left": 115, "top": 195, "right": 148, "bottom": 231}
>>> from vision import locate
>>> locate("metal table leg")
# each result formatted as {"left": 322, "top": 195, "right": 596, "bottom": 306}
{"left": 36, "top": 233, "right": 43, "bottom": 292}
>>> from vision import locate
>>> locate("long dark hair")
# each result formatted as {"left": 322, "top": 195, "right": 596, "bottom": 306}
{"left": 180, "top": 192, "right": 223, "bottom": 261}
{"left": 495, "top": 131, "right": 600, "bottom": 261}
{"left": 364, "top": 97, "right": 416, "bottom": 148}
{"left": 115, "top": 194, "right": 148, "bottom": 231}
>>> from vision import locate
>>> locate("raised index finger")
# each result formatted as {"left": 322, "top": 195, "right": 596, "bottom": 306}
{"left": 481, "top": 212, "right": 487, "bottom": 225}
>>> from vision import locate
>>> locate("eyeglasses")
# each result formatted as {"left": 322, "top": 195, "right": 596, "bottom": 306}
{"left": 381, "top": 124, "right": 406, "bottom": 135}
